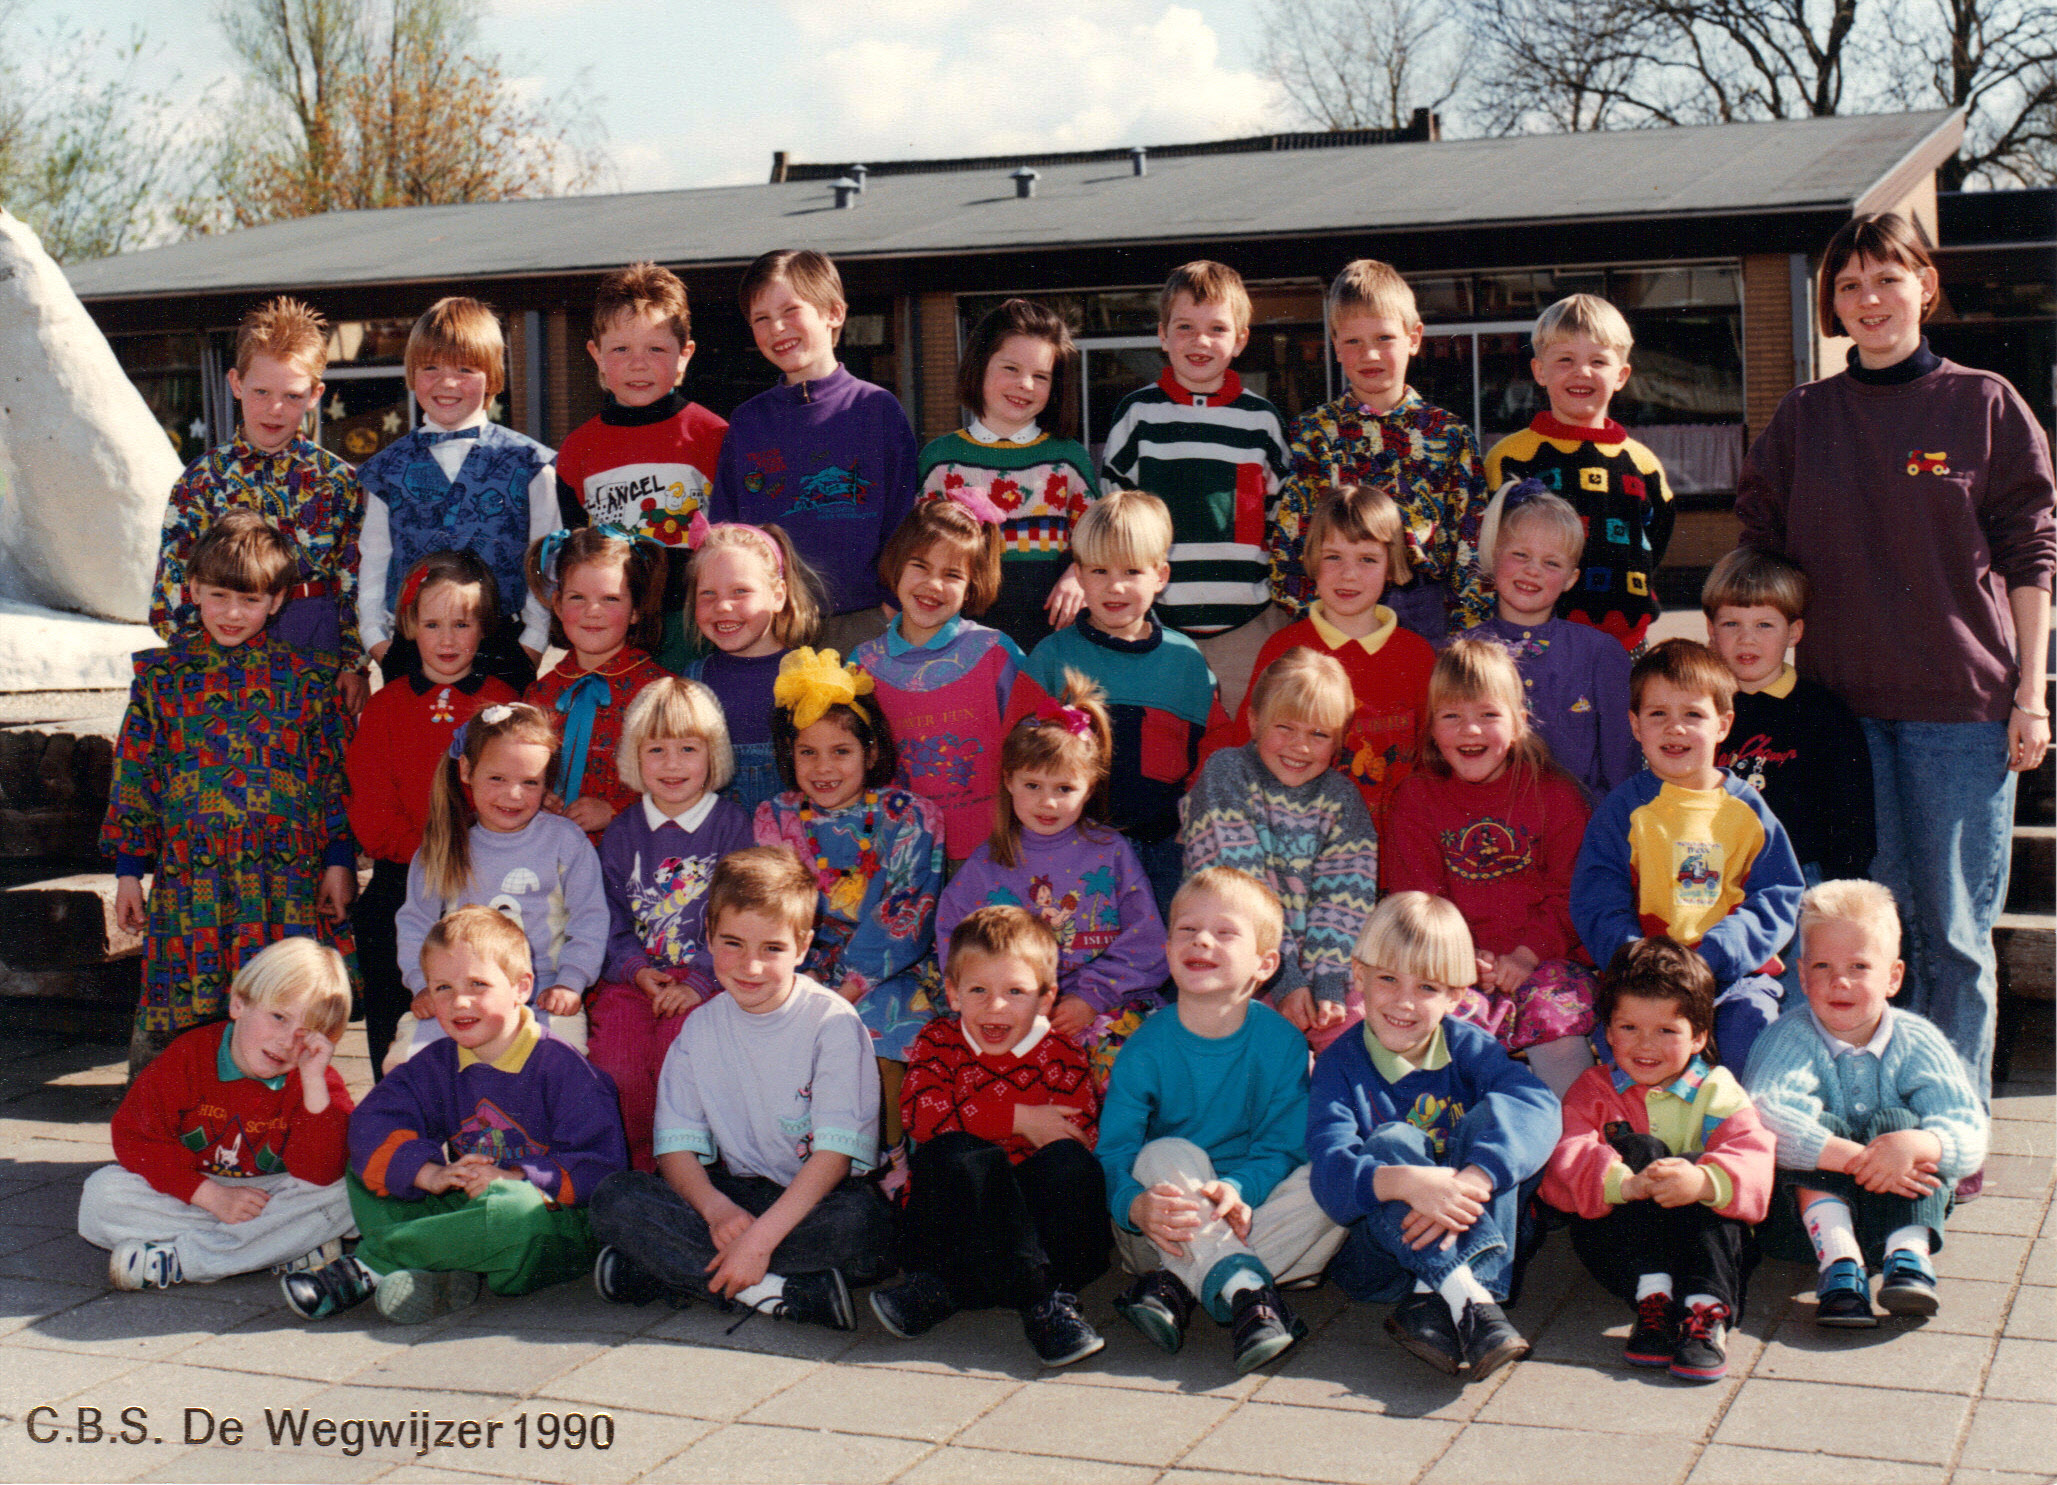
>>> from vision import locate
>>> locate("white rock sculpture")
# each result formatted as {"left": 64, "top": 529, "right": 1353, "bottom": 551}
{"left": 0, "top": 207, "right": 180, "bottom": 625}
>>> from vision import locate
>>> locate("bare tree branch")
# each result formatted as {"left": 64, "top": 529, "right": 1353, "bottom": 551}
{"left": 1259, "top": 0, "right": 1461, "bottom": 129}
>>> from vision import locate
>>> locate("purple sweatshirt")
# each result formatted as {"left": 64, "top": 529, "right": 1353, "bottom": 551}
{"left": 936, "top": 822, "right": 1169, "bottom": 1013}
{"left": 598, "top": 795, "right": 757, "bottom": 985}
{"left": 711, "top": 365, "right": 919, "bottom": 615}
{"left": 1466, "top": 615, "right": 1638, "bottom": 799}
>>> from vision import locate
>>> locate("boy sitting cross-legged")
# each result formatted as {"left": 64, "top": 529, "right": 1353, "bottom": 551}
{"left": 1745, "top": 880, "right": 1986, "bottom": 1328}
{"left": 79, "top": 938, "right": 356, "bottom": 1292}
{"left": 1308, "top": 893, "right": 1559, "bottom": 1381}
{"left": 587, "top": 847, "right": 895, "bottom": 1330}
{"left": 282, "top": 906, "right": 629, "bottom": 1323}
{"left": 872, "top": 906, "right": 1112, "bottom": 1367}
{"left": 1570, "top": 638, "right": 1805, "bottom": 1074}
{"left": 1098, "top": 867, "right": 1346, "bottom": 1375}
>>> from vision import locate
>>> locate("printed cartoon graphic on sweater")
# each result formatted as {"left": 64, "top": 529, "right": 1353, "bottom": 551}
{"left": 1406, "top": 1092, "right": 1467, "bottom": 1157}
{"left": 626, "top": 851, "right": 719, "bottom": 967}
{"left": 448, "top": 1097, "right": 554, "bottom": 1179}
{"left": 187, "top": 1116, "right": 287, "bottom": 1177}
{"left": 998, "top": 868, "right": 1123, "bottom": 959}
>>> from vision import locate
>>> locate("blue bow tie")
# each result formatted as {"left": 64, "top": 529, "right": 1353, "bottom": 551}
{"left": 421, "top": 427, "right": 481, "bottom": 446}
{"left": 554, "top": 672, "right": 615, "bottom": 806}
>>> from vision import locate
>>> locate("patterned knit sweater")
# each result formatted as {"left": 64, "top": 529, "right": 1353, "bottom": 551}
{"left": 1180, "top": 745, "right": 1379, "bottom": 1006}
{"left": 900, "top": 1016, "right": 1100, "bottom": 1165}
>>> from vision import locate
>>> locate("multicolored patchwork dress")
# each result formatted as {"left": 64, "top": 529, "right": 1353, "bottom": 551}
{"left": 755, "top": 787, "right": 944, "bottom": 1061}
{"left": 101, "top": 631, "right": 356, "bottom": 1040}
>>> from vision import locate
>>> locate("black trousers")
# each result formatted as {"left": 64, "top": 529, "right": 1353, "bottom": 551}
{"left": 901, "top": 1132, "right": 1111, "bottom": 1310}
{"left": 1566, "top": 1126, "right": 1755, "bottom": 1313}
{"left": 353, "top": 857, "right": 412, "bottom": 1077}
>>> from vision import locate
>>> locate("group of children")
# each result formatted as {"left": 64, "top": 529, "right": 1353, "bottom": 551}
{"left": 79, "top": 244, "right": 1987, "bottom": 1388}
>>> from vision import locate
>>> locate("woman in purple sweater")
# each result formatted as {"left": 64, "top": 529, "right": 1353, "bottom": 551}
{"left": 1735, "top": 213, "right": 2054, "bottom": 1168}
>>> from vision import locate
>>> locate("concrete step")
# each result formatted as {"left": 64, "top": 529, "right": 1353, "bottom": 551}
{"left": 0, "top": 873, "right": 139, "bottom": 970}
{"left": 1996, "top": 913, "right": 2055, "bottom": 1000}
{"left": 0, "top": 718, "right": 118, "bottom": 865}
{"left": 2010, "top": 825, "right": 2054, "bottom": 915}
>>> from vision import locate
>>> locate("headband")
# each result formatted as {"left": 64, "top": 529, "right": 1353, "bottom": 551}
{"left": 687, "top": 510, "right": 786, "bottom": 578}
{"left": 1030, "top": 701, "right": 1094, "bottom": 738}
{"left": 445, "top": 704, "right": 516, "bottom": 761}
{"left": 773, "top": 646, "right": 873, "bottom": 732}
{"left": 398, "top": 567, "right": 430, "bottom": 617}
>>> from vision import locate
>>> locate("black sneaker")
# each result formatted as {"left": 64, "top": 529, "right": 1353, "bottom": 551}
{"left": 280, "top": 1254, "right": 377, "bottom": 1321}
{"left": 1457, "top": 1298, "right": 1528, "bottom": 1379}
{"left": 1815, "top": 1258, "right": 1878, "bottom": 1328}
{"left": 870, "top": 1272, "right": 957, "bottom": 1339}
{"left": 1669, "top": 1300, "right": 1729, "bottom": 1383}
{"left": 1112, "top": 1269, "right": 1195, "bottom": 1355}
{"left": 759, "top": 1269, "right": 856, "bottom": 1331}
{"left": 1022, "top": 1290, "right": 1105, "bottom": 1367}
{"left": 1385, "top": 1289, "right": 1464, "bottom": 1375}
{"left": 593, "top": 1246, "right": 668, "bottom": 1307}
{"left": 1623, "top": 1291, "right": 1675, "bottom": 1367}
{"left": 1228, "top": 1284, "right": 1307, "bottom": 1374}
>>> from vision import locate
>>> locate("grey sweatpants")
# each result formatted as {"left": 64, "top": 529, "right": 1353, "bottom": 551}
{"left": 77, "top": 1166, "right": 355, "bottom": 1281}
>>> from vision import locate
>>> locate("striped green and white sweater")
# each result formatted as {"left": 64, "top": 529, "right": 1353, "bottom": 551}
{"left": 1179, "top": 744, "right": 1380, "bottom": 1006}
{"left": 1099, "top": 369, "right": 1290, "bottom": 636}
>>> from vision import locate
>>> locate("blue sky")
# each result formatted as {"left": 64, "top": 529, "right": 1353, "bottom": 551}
{"left": 22, "top": 0, "right": 1282, "bottom": 193}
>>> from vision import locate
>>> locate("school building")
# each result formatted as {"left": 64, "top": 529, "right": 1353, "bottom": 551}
{"left": 63, "top": 105, "right": 2055, "bottom": 593}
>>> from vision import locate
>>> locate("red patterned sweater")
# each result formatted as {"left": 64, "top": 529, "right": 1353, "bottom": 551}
{"left": 901, "top": 1016, "right": 1100, "bottom": 1165}
{"left": 346, "top": 671, "right": 520, "bottom": 865}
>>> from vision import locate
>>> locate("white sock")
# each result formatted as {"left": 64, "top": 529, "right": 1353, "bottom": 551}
{"left": 1438, "top": 1264, "right": 1492, "bottom": 1321}
{"left": 1799, "top": 1193, "right": 1863, "bottom": 1270}
{"left": 1682, "top": 1292, "right": 1722, "bottom": 1314}
{"left": 733, "top": 1274, "right": 786, "bottom": 1309}
{"left": 1218, "top": 1270, "right": 1265, "bottom": 1306}
{"left": 1412, "top": 1280, "right": 1434, "bottom": 1295}
{"left": 1635, "top": 1273, "right": 1673, "bottom": 1302}
{"left": 1525, "top": 1035, "right": 1598, "bottom": 1099}
{"left": 1885, "top": 1225, "right": 1932, "bottom": 1258}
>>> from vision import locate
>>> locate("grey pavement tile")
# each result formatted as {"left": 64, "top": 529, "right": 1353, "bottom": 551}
{"left": 1684, "top": 1444, "right": 1946, "bottom": 1483}
{"left": 0, "top": 1418, "right": 195, "bottom": 1484}
{"left": 902, "top": 1447, "right": 1158, "bottom": 1484}
{"left": 627, "top": 1421, "right": 925, "bottom": 1484}
{"left": 537, "top": 1338, "right": 819, "bottom": 1420}
{"left": 175, "top": 1308, "right": 454, "bottom": 1384}
{"left": 349, "top": 1328, "right": 613, "bottom": 1397}
{"left": 1982, "top": 1155, "right": 2055, "bottom": 1202}
{"left": 1754, "top": 1319, "right": 1991, "bottom": 1393}
{"left": 1250, "top": 1334, "right": 1488, "bottom": 1420}
{"left": 1934, "top": 1232, "right": 2034, "bottom": 1283}
{"left": 453, "top": 1279, "right": 666, "bottom": 1337}
{"left": 954, "top": 1383, "right": 1234, "bottom": 1467}
{"left": 0, "top": 1232, "right": 127, "bottom": 1289}
{"left": 1160, "top": 1475, "right": 1329, "bottom": 1485}
{"left": 368, "top": 1471, "right": 505, "bottom": 1483}
{"left": 1418, "top": 1421, "right": 1698, "bottom": 1485}
{"left": 1043, "top": 1327, "right": 1269, "bottom": 1400}
{"left": 1954, "top": 1196, "right": 2050, "bottom": 1237}
{"left": 837, "top": 1302, "right": 1042, "bottom": 1382}
{"left": 1524, "top": 1288, "right": 1768, "bottom": 1371}
{"left": 0, "top": 1276, "right": 98, "bottom": 1338}
{"left": 1985, "top": 1338, "right": 2057, "bottom": 1403}
{"left": 10, "top": 1288, "right": 272, "bottom": 1364}
{"left": 1989, "top": 1119, "right": 2054, "bottom": 1158}
{"left": 1713, "top": 1379, "right": 1968, "bottom": 1465}
{"left": 0, "top": 1223, "right": 72, "bottom": 1260}
{"left": 1990, "top": 1090, "right": 2055, "bottom": 1124}
{"left": 252, "top": 1386, "right": 529, "bottom": 1478}
{"left": 0, "top": 1182, "right": 95, "bottom": 1231}
{"left": 0, "top": 1348, "right": 137, "bottom": 1419}
{"left": 2046, "top": 1202, "right": 2057, "bottom": 1239}
{"left": 409, "top": 1403, "right": 711, "bottom": 1485}
{"left": 1958, "top": 1399, "right": 2057, "bottom": 1475}
{"left": 1950, "top": 1472, "right": 2057, "bottom": 1485}
{"left": 1907, "top": 1277, "right": 2015, "bottom": 1337}
{"left": 1477, "top": 1357, "right": 1737, "bottom": 1437}
{"left": 2007, "top": 1285, "right": 2057, "bottom": 1340}
{"left": 2024, "top": 1238, "right": 2057, "bottom": 1288}
{"left": 1178, "top": 1401, "right": 1461, "bottom": 1484}
{"left": 642, "top": 1297, "right": 861, "bottom": 1363}
{"left": 134, "top": 1446, "right": 392, "bottom": 1482}
{"left": 740, "top": 1365, "right": 1018, "bottom": 1441}
{"left": 0, "top": 1138, "right": 113, "bottom": 1174}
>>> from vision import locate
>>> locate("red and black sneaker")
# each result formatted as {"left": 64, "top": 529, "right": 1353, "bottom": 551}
{"left": 1669, "top": 1300, "right": 1730, "bottom": 1383}
{"left": 1624, "top": 1291, "right": 1675, "bottom": 1368}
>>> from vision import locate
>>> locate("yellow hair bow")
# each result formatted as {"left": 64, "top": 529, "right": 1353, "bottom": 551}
{"left": 773, "top": 647, "right": 874, "bottom": 732}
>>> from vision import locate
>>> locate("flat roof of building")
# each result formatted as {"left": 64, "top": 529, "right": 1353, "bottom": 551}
{"left": 68, "top": 109, "right": 1963, "bottom": 302}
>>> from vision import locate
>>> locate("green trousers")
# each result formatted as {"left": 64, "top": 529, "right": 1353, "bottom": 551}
{"left": 347, "top": 1174, "right": 597, "bottom": 1297}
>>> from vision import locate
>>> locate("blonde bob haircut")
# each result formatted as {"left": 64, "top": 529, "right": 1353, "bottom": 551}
{"left": 1532, "top": 292, "right": 1634, "bottom": 358}
{"left": 230, "top": 936, "right": 352, "bottom": 1041}
{"left": 187, "top": 509, "right": 296, "bottom": 597}
{"left": 946, "top": 904, "right": 1061, "bottom": 994}
{"left": 1160, "top": 260, "right": 1253, "bottom": 336}
{"left": 1325, "top": 259, "right": 1420, "bottom": 332}
{"left": 405, "top": 297, "right": 506, "bottom": 396}
{"left": 1073, "top": 488, "right": 1173, "bottom": 570}
{"left": 703, "top": 846, "right": 819, "bottom": 948}
{"left": 1303, "top": 484, "right": 1411, "bottom": 584}
{"left": 234, "top": 295, "right": 329, "bottom": 378}
{"left": 1421, "top": 639, "right": 1561, "bottom": 791}
{"left": 1478, "top": 480, "right": 1586, "bottom": 571}
{"left": 1169, "top": 866, "right": 1285, "bottom": 960}
{"left": 1249, "top": 647, "right": 1355, "bottom": 742}
{"left": 1700, "top": 546, "right": 1810, "bottom": 623}
{"left": 1799, "top": 878, "right": 1903, "bottom": 964}
{"left": 616, "top": 677, "right": 735, "bottom": 795}
{"left": 421, "top": 904, "right": 535, "bottom": 988}
{"left": 1352, "top": 891, "right": 1476, "bottom": 988}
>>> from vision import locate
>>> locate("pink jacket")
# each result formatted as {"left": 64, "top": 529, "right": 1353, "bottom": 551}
{"left": 1541, "top": 1059, "right": 1773, "bottom": 1223}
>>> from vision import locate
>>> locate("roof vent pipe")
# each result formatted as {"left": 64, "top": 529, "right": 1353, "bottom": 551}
{"left": 849, "top": 163, "right": 868, "bottom": 192}
{"left": 1130, "top": 145, "right": 1147, "bottom": 177}
{"left": 831, "top": 176, "right": 860, "bottom": 208}
{"left": 1011, "top": 166, "right": 1039, "bottom": 199}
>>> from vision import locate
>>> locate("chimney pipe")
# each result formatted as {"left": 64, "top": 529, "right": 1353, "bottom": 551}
{"left": 1011, "top": 166, "right": 1039, "bottom": 199}
{"left": 850, "top": 163, "right": 868, "bottom": 192}
{"left": 832, "top": 176, "right": 860, "bottom": 208}
{"left": 770, "top": 150, "right": 789, "bottom": 184}
{"left": 1130, "top": 145, "right": 1147, "bottom": 177}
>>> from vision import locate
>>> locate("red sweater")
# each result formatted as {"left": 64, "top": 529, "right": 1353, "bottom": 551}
{"left": 1223, "top": 607, "right": 1434, "bottom": 835}
{"left": 112, "top": 1021, "right": 353, "bottom": 1203}
{"left": 346, "top": 671, "right": 520, "bottom": 864}
{"left": 525, "top": 648, "right": 670, "bottom": 839}
{"left": 1383, "top": 765, "right": 1591, "bottom": 961}
{"left": 901, "top": 1017, "right": 1099, "bottom": 1165}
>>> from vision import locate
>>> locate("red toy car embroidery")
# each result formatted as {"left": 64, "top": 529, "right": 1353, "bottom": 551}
{"left": 1907, "top": 450, "right": 1950, "bottom": 476}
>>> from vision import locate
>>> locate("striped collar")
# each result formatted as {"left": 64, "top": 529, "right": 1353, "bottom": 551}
{"left": 1610, "top": 1054, "right": 1712, "bottom": 1102}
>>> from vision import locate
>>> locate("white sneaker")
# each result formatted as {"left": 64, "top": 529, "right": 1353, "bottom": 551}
{"left": 273, "top": 1237, "right": 347, "bottom": 1275}
{"left": 109, "top": 1239, "right": 182, "bottom": 1291}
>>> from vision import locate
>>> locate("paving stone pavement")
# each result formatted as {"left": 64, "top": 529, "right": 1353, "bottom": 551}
{"left": 0, "top": 1013, "right": 2048, "bottom": 1485}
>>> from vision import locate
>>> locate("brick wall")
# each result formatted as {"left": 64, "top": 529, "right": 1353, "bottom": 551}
{"left": 914, "top": 291, "right": 961, "bottom": 442}
{"left": 1741, "top": 253, "right": 1796, "bottom": 440}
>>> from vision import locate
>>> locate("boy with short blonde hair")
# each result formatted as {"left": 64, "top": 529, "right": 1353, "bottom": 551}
{"left": 1274, "top": 261, "right": 1489, "bottom": 644}
{"left": 873, "top": 907, "right": 1111, "bottom": 1366}
{"left": 356, "top": 295, "right": 557, "bottom": 691}
{"left": 712, "top": 249, "right": 917, "bottom": 656}
{"left": 80, "top": 937, "right": 356, "bottom": 1292}
{"left": 1483, "top": 292, "right": 1676, "bottom": 653}
{"left": 559, "top": 262, "right": 730, "bottom": 669}
{"left": 1745, "top": 880, "right": 1986, "bottom": 1325}
{"left": 1097, "top": 868, "right": 1345, "bottom": 1375}
{"left": 1101, "top": 260, "right": 1291, "bottom": 714}
{"left": 151, "top": 296, "right": 369, "bottom": 707}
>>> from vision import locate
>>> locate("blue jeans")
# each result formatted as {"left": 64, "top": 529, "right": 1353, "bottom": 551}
{"left": 1325, "top": 1115, "right": 1526, "bottom": 1304}
{"left": 1862, "top": 719, "right": 2015, "bottom": 1108}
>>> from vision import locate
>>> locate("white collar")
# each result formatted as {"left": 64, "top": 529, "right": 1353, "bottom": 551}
{"left": 966, "top": 417, "right": 1039, "bottom": 445}
{"left": 959, "top": 1014, "right": 1050, "bottom": 1059}
{"left": 1810, "top": 1004, "right": 1895, "bottom": 1060}
{"left": 642, "top": 793, "right": 719, "bottom": 833}
{"left": 423, "top": 409, "right": 491, "bottom": 434}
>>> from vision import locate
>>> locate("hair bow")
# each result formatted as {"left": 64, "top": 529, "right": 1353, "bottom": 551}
{"left": 537, "top": 529, "right": 572, "bottom": 591}
{"left": 447, "top": 719, "right": 472, "bottom": 761}
{"left": 939, "top": 485, "right": 1005, "bottom": 526}
{"left": 1032, "top": 701, "right": 1093, "bottom": 738}
{"left": 446, "top": 702, "right": 514, "bottom": 761}
{"left": 773, "top": 647, "right": 873, "bottom": 732}
{"left": 398, "top": 567, "right": 430, "bottom": 617}
{"left": 1499, "top": 477, "right": 1550, "bottom": 515}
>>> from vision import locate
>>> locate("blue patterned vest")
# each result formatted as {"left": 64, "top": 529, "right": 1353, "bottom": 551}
{"left": 359, "top": 424, "right": 553, "bottom": 617}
